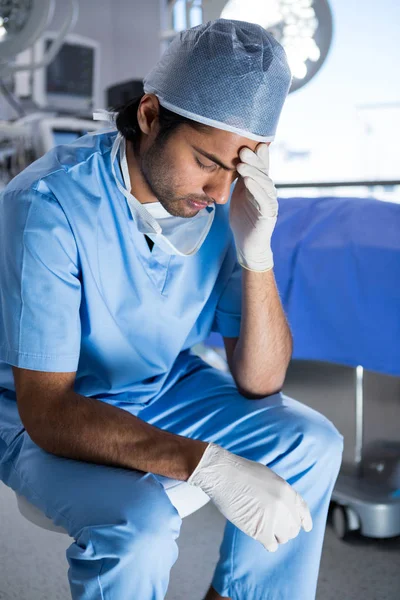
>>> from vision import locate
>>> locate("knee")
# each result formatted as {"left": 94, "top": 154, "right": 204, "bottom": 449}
{"left": 129, "top": 486, "right": 182, "bottom": 548}
{"left": 112, "top": 507, "right": 179, "bottom": 562}
{"left": 73, "top": 477, "right": 182, "bottom": 562}
{"left": 68, "top": 498, "right": 181, "bottom": 582}
{"left": 299, "top": 410, "right": 344, "bottom": 467}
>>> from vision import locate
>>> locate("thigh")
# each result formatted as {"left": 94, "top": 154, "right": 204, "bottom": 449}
{"left": 1, "top": 429, "right": 181, "bottom": 542}
{"left": 138, "top": 354, "right": 343, "bottom": 476}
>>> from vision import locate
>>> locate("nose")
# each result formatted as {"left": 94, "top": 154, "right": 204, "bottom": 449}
{"left": 203, "top": 172, "right": 234, "bottom": 205}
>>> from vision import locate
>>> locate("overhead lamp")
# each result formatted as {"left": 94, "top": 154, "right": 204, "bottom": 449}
{"left": 203, "top": 0, "right": 334, "bottom": 93}
{"left": 0, "top": 0, "right": 79, "bottom": 78}
{"left": 0, "top": 0, "right": 54, "bottom": 60}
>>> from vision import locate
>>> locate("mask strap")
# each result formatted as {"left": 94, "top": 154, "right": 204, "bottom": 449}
{"left": 93, "top": 109, "right": 117, "bottom": 124}
{"left": 111, "top": 134, "right": 162, "bottom": 235}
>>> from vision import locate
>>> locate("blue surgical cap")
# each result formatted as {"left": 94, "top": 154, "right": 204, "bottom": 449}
{"left": 143, "top": 19, "right": 292, "bottom": 142}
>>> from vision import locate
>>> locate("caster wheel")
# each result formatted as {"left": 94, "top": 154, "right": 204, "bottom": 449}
{"left": 332, "top": 504, "right": 360, "bottom": 540}
{"left": 332, "top": 504, "right": 350, "bottom": 539}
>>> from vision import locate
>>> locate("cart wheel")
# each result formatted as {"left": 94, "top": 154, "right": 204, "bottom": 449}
{"left": 332, "top": 504, "right": 350, "bottom": 540}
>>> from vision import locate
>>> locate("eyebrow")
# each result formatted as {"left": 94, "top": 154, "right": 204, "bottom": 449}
{"left": 192, "top": 145, "right": 237, "bottom": 172}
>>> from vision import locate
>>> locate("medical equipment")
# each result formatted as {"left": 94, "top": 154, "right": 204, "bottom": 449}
{"left": 0, "top": 120, "right": 35, "bottom": 190}
{"left": 0, "top": 112, "right": 104, "bottom": 178}
{"left": 219, "top": 0, "right": 333, "bottom": 92}
{"left": 0, "top": 0, "right": 78, "bottom": 78}
{"left": 330, "top": 372, "right": 400, "bottom": 540}
{"left": 34, "top": 115, "right": 103, "bottom": 154}
{"left": 0, "top": 0, "right": 54, "bottom": 62}
{"left": 144, "top": 19, "right": 292, "bottom": 142}
{"left": 283, "top": 361, "right": 400, "bottom": 541}
{"left": 14, "top": 32, "right": 100, "bottom": 116}
{"left": 165, "top": 1, "right": 333, "bottom": 94}
{"left": 0, "top": 1, "right": 98, "bottom": 118}
{"left": 275, "top": 196, "right": 400, "bottom": 540}
{"left": 107, "top": 79, "right": 144, "bottom": 109}
{"left": 188, "top": 440, "right": 312, "bottom": 552}
{"left": 231, "top": 144, "right": 278, "bottom": 272}
{"left": 0, "top": 114, "right": 103, "bottom": 190}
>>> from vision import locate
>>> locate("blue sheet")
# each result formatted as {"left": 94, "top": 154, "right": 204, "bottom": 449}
{"left": 207, "top": 196, "right": 400, "bottom": 377}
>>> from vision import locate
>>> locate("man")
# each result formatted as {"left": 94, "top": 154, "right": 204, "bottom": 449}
{"left": 0, "top": 19, "right": 343, "bottom": 600}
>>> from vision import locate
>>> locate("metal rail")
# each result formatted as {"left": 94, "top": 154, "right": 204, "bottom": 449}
{"left": 275, "top": 180, "right": 400, "bottom": 189}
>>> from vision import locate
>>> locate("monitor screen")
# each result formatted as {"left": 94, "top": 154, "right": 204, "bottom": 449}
{"left": 52, "top": 129, "right": 87, "bottom": 146}
{"left": 46, "top": 41, "right": 94, "bottom": 97}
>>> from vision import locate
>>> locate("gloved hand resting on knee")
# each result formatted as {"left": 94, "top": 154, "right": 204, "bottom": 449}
{"left": 187, "top": 442, "right": 313, "bottom": 552}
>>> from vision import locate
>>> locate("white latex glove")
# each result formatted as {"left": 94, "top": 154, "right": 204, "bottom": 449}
{"left": 187, "top": 442, "right": 313, "bottom": 552}
{"left": 230, "top": 143, "right": 278, "bottom": 272}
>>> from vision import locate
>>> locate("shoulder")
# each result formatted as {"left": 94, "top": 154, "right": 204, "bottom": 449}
{"left": 3, "top": 130, "right": 118, "bottom": 199}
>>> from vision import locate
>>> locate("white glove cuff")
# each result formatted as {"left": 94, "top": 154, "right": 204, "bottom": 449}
{"left": 187, "top": 442, "right": 221, "bottom": 487}
{"left": 237, "top": 249, "right": 274, "bottom": 273}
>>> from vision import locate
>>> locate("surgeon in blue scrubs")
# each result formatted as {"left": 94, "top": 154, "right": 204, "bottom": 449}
{"left": 0, "top": 19, "right": 343, "bottom": 600}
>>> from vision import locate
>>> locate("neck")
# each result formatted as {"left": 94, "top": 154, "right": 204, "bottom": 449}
{"left": 125, "top": 139, "right": 158, "bottom": 205}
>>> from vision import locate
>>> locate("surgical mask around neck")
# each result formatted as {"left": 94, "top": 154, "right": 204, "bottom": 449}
{"left": 110, "top": 133, "right": 215, "bottom": 257}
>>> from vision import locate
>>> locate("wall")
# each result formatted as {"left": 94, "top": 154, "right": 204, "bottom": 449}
{"left": 108, "top": 0, "right": 162, "bottom": 92}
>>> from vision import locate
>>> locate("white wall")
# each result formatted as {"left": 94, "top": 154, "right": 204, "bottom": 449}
{"left": 109, "top": 0, "right": 163, "bottom": 90}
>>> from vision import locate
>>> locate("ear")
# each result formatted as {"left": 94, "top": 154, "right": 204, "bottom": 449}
{"left": 137, "top": 94, "right": 160, "bottom": 136}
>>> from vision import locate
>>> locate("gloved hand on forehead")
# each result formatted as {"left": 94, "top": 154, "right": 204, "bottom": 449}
{"left": 230, "top": 143, "right": 278, "bottom": 272}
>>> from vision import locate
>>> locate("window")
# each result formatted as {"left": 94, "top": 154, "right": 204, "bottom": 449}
{"left": 172, "top": 0, "right": 202, "bottom": 30}
{"left": 162, "top": 0, "right": 400, "bottom": 203}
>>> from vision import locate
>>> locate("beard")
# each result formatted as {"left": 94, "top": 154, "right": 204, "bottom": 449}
{"left": 138, "top": 137, "right": 212, "bottom": 218}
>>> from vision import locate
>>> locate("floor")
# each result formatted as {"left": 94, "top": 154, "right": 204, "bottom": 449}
{"left": 0, "top": 481, "right": 399, "bottom": 600}
{"left": 0, "top": 359, "right": 399, "bottom": 599}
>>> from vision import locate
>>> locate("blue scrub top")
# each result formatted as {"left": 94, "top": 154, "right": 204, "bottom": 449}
{"left": 0, "top": 130, "right": 242, "bottom": 412}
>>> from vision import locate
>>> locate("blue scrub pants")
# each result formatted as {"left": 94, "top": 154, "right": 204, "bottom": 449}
{"left": 0, "top": 355, "right": 343, "bottom": 600}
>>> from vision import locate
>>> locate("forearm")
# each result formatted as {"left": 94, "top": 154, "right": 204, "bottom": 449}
{"left": 232, "top": 268, "right": 293, "bottom": 397}
{"left": 30, "top": 391, "right": 208, "bottom": 481}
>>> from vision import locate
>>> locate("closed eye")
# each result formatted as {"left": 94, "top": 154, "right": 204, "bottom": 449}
{"left": 195, "top": 157, "right": 216, "bottom": 171}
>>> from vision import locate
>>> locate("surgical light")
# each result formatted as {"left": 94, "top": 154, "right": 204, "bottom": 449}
{"left": 202, "top": 0, "right": 333, "bottom": 93}
{"left": 0, "top": 0, "right": 54, "bottom": 60}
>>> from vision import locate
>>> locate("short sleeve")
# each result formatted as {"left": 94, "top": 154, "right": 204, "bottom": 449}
{"left": 0, "top": 187, "right": 81, "bottom": 372}
{"left": 211, "top": 242, "right": 242, "bottom": 338}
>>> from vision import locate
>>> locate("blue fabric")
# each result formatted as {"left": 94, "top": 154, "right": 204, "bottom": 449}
{"left": 208, "top": 195, "right": 400, "bottom": 377}
{"left": 0, "top": 353, "right": 343, "bottom": 600}
{"left": 0, "top": 130, "right": 242, "bottom": 443}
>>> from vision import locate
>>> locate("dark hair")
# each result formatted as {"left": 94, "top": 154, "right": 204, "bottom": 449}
{"left": 114, "top": 93, "right": 209, "bottom": 154}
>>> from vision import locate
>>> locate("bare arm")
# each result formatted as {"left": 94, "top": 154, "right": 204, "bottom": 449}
{"left": 13, "top": 367, "right": 208, "bottom": 481}
{"left": 227, "top": 268, "right": 293, "bottom": 398}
